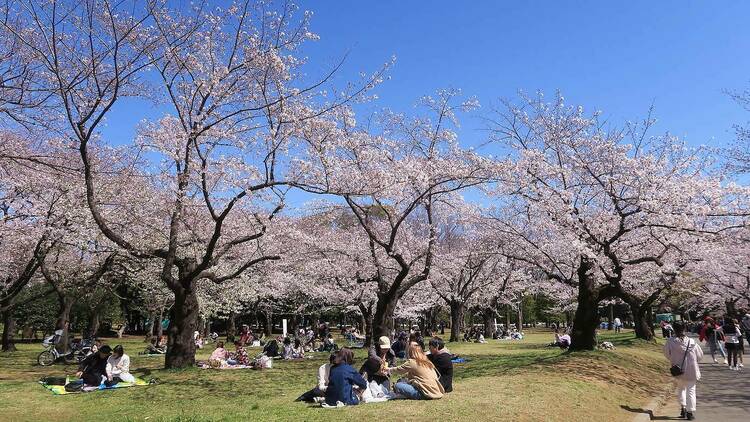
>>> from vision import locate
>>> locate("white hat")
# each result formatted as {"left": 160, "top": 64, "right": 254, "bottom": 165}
{"left": 378, "top": 336, "right": 391, "bottom": 349}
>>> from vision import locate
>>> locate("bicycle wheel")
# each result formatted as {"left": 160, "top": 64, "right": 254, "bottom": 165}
{"left": 38, "top": 350, "right": 56, "bottom": 366}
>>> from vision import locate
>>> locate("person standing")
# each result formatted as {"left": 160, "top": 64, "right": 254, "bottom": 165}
{"left": 700, "top": 317, "right": 727, "bottom": 364}
{"left": 664, "top": 321, "right": 703, "bottom": 421}
{"left": 614, "top": 317, "right": 622, "bottom": 333}
{"left": 722, "top": 318, "right": 742, "bottom": 370}
{"left": 740, "top": 313, "right": 750, "bottom": 349}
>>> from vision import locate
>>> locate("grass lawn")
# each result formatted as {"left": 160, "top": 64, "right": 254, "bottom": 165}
{"left": 0, "top": 330, "right": 671, "bottom": 421}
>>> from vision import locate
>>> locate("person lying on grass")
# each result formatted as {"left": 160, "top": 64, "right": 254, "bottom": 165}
{"left": 388, "top": 342, "right": 445, "bottom": 400}
{"left": 76, "top": 345, "right": 112, "bottom": 386}
{"left": 324, "top": 348, "right": 368, "bottom": 407}
{"left": 105, "top": 345, "right": 135, "bottom": 386}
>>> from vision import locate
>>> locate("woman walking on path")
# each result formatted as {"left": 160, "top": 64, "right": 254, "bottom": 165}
{"left": 722, "top": 318, "right": 742, "bottom": 370}
{"left": 699, "top": 317, "right": 727, "bottom": 364}
{"left": 664, "top": 321, "right": 704, "bottom": 421}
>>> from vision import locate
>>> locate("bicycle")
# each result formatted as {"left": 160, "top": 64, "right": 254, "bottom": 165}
{"left": 37, "top": 334, "right": 94, "bottom": 366}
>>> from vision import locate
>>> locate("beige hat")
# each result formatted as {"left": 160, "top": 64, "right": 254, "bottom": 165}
{"left": 378, "top": 336, "right": 391, "bottom": 349}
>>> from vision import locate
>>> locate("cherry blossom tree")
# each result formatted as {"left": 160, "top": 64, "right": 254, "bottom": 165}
{"left": 2, "top": 0, "right": 387, "bottom": 367}
{"left": 486, "top": 93, "right": 730, "bottom": 348}
{"left": 294, "top": 89, "right": 490, "bottom": 342}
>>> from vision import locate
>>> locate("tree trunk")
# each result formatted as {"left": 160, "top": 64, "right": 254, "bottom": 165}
{"left": 155, "top": 308, "right": 164, "bottom": 341}
{"left": 483, "top": 307, "right": 495, "bottom": 338}
{"left": 203, "top": 318, "right": 210, "bottom": 339}
{"left": 226, "top": 311, "right": 236, "bottom": 342}
{"left": 88, "top": 309, "right": 101, "bottom": 339}
{"left": 358, "top": 303, "right": 374, "bottom": 347}
{"left": 449, "top": 300, "right": 465, "bottom": 342}
{"left": 22, "top": 325, "right": 34, "bottom": 339}
{"left": 165, "top": 287, "right": 200, "bottom": 369}
{"left": 55, "top": 298, "right": 74, "bottom": 354}
{"left": 569, "top": 258, "right": 602, "bottom": 351}
{"left": 1, "top": 308, "right": 17, "bottom": 352}
{"left": 372, "top": 293, "right": 398, "bottom": 340}
{"left": 607, "top": 303, "right": 614, "bottom": 330}
{"left": 627, "top": 300, "right": 654, "bottom": 341}
{"left": 257, "top": 310, "right": 273, "bottom": 337}
{"left": 517, "top": 301, "right": 523, "bottom": 329}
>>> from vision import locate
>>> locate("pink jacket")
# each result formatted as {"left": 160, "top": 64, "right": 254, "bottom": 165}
{"left": 663, "top": 336, "right": 703, "bottom": 382}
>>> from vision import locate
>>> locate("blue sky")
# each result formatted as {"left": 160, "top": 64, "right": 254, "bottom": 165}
{"left": 298, "top": 0, "right": 750, "bottom": 149}
{"left": 102, "top": 1, "right": 750, "bottom": 157}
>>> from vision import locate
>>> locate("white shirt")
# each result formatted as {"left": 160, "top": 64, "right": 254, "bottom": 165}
{"left": 106, "top": 354, "right": 131, "bottom": 376}
{"left": 317, "top": 363, "right": 331, "bottom": 391}
{"left": 614, "top": 318, "right": 621, "bottom": 325}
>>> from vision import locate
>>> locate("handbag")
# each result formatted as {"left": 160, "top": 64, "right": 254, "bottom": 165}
{"left": 669, "top": 339, "right": 691, "bottom": 376}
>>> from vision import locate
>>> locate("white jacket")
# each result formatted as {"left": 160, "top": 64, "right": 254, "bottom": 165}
{"left": 663, "top": 336, "right": 703, "bottom": 382}
{"left": 106, "top": 354, "right": 131, "bottom": 377}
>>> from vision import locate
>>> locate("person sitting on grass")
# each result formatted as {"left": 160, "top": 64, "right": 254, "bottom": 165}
{"left": 291, "top": 338, "right": 305, "bottom": 359}
{"left": 263, "top": 338, "right": 280, "bottom": 358}
{"left": 282, "top": 337, "right": 295, "bottom": 359}
{"left": 143, "top": 337, "right": 166, "bottom": 354}
{"left": 552, "top": 330, "right": 571, "bottom": 349}
{"left": 360, "top": 336, "right": 397, "bottom": 392}
{"left": 209, "top": 341, "right": 230, "bottom": 366}
{"left": 389, "top": 342, "right": 445, "bottom": 400}
{"left": 427, "top": 337, "right": 453, "bottom": 393}
{"left": 319, "top": 334, "right": 337, "bottom": 352}
{"left": 105, "top": 345, "right": 135, "bottom": 385}
{"left": 76, "top": 345, "right": 112, "bottom": 386}
{"left": 296, "top": 353, "right": 336, "bottom": 402}
{"left": 324, "top": 348, "right": 368, "bottom": 407}
{"left": 391, "top": 331, "right": 409, "bottom": 358}
{"left": 229, "top": 341, "right": 250, "bottom": 366}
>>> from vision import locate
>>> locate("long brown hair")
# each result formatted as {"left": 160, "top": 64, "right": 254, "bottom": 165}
{"left": 407, "top": 342, "right": 435, "bottom": 369}
{"left": 334, "top": 348, "right": 355, "bottom": 366}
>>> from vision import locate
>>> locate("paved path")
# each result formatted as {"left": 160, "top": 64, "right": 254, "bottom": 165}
{"left": 634, "top": 337, "right": 750, "bottom": 421}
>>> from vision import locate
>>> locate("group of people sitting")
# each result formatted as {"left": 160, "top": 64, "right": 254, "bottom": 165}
{"left": 74, "top": 344, "right": 135, "bottom": 388}
{"left": 297, "top": 334, "right": 454, "bottom": 407}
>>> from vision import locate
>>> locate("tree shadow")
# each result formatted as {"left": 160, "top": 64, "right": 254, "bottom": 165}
{"left": 620, "top": 405, "right": 681, "bottom": 420}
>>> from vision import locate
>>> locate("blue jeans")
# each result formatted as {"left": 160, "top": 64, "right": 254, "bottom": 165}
{"left": 393, "top": 381, "right": 424, "bottom": 400}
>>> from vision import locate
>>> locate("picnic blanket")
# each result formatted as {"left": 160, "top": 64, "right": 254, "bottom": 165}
{"left": 451, "top": 357, "right": 470, "bottom": 363}
{"left": 39, "top": 377, "right": 150, "bottom": 395}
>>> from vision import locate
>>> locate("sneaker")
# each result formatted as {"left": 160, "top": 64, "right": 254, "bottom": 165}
{"left": 723, "top": 358, "right": 728, "bottom": 364}
{"left": 739, "top": 363, "right": 744, "bottom": 368}
{"left": 679, "top": 407, "right": 686, "bottom": 418}
{"left": 686, "top": 411, "right": 695, "bottom": 420}
{"left": 713, "top": 358, "right": 719, "bottom": 364}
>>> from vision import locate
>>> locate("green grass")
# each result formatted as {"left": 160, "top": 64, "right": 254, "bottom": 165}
{"left": 0, "top": 330, "right": 671, "bottom": 421}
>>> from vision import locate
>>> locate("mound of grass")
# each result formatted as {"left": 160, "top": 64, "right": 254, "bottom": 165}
{"left": 0, "top": 330, "right": 669, "bottom": 421}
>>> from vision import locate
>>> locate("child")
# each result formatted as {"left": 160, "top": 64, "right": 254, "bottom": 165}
{"left": 209, "top": 341, "right": 229, "bottom": 367}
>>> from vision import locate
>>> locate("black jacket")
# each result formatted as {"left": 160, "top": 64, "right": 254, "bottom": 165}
{"left": 78, "top": 353, "right": 108, "bottom": 379}
{"left": 360, "top": 348, "right": 396, "bottom": 385}
{"left": 428, "top": 351, "right": 453, "bottom": 393}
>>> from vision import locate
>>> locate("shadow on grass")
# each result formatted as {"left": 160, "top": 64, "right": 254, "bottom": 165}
{"left": 620, "top": 405, "right": 681, "bottom": 421}
{"left": 453, "top": 351, "right": 566, "bottom": 380}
